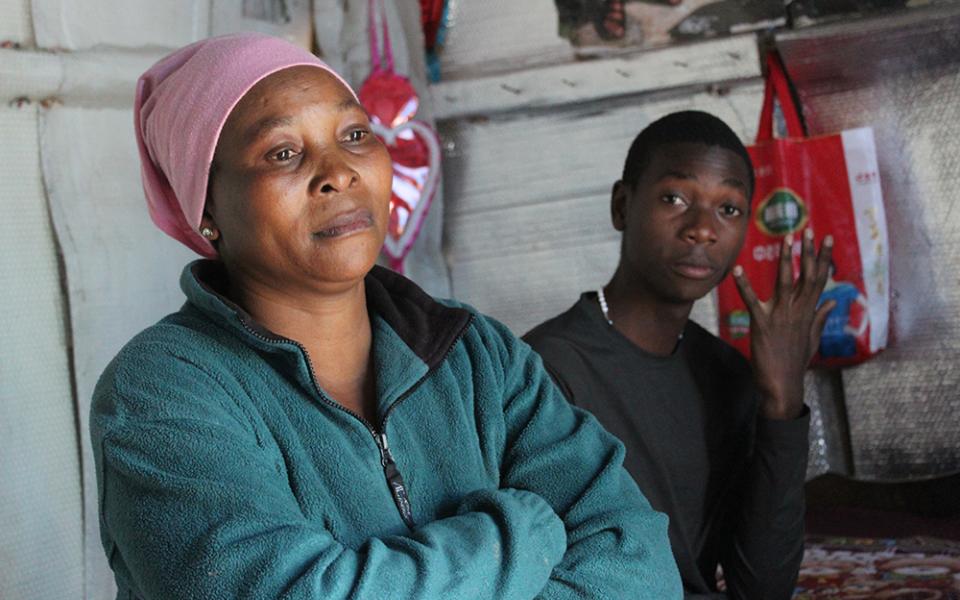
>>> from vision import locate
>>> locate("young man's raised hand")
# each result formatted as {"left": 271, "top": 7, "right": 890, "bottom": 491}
{"left": 732, "top": 228, "right": 835, "bottom": 420}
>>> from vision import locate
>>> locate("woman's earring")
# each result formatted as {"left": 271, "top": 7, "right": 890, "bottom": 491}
{"left": 200, "top": 226, "right": 218, "bottom": 240}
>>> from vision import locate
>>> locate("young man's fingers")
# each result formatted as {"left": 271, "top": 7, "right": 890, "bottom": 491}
{"left": 801, "top": 228, "right": 816, "bottom": 288}
{"left": 808, "top": 299, "right": 836, "bottom": 362}
{"left": 814, "top": 235, "right": 834, "bottom": 292}
{"left": 733, "top": 265, "right": 764, "bottom": 316}
{"left": 777, "top": 234, "right": 795, "bottom": 297}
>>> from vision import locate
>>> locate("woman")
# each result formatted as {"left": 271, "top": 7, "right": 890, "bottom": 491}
{"left": 91, "top": 33, "right": 680, "bottom": 599}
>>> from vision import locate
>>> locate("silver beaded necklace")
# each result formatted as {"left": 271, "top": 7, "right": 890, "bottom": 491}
{"left": 596, "top": 288, "right": 683, "bottom": 341}
{"left": 597, "top": 288, "right": 614, "bottom": 326}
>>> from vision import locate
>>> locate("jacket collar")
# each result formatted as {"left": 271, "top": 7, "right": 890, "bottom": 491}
{"left": 180, "top": 260, "right": 472, "bottom": 371}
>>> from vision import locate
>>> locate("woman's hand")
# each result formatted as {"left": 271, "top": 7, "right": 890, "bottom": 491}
{"left": 732, "top": 229, "right": 835, "bottom": 420}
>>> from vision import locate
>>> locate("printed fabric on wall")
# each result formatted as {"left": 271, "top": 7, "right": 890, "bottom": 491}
{"left": 555, "top": 0, "right": 784, "bottom": 50}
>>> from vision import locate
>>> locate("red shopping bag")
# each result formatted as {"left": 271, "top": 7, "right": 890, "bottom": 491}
{"left": 716, "top": 53, "right": 890, "bottom": 368}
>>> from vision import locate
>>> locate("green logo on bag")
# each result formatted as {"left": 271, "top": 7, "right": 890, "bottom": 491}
{"left": 728, "top": 310, "right": 750, "bottom": 339}
{"left": 756, "top": 188, "right": 808, "bottom": 236}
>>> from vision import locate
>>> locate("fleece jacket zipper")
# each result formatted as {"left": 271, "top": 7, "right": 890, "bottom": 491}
{"left": 237, "top": 313, "right": 473, "bottom": 531}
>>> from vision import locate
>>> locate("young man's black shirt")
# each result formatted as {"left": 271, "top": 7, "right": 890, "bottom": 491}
{"left": 524, "top": 292, "right": 809, "bottom": 599}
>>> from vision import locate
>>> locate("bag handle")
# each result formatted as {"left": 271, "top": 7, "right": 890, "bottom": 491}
{"left": 756, "top": 51, "right": 805, "bottom": 142}
{"left": 368, "top": 0, "right": 395, "bottom": 74}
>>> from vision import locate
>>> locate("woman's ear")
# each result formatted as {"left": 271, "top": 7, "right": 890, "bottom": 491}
{"left": 199, "top": 211, "right": 220, "bottom": 241}
{"left": 611, "top": 180, "right": 628, "bottom": 232}
{"left": 200, "top": 179, "right": 221, "bottom": 241}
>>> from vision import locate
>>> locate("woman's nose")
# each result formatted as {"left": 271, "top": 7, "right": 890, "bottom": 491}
{"left": 310, "top": 154, "right": 359, "bottom": 195}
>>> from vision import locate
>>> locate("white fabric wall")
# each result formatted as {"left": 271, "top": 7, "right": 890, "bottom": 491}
{"left": 31, "top": 0, "right": 208, "bottom": 48}
{"left": 42, "top": 107, "right": 197, "bottom": 599}
{"left": 0, "top": 105, "right": 84, "bottom": 600}
{"left": 1, "top": 4, "right": 83, "bottom": 599}
{"left": 0, "top": 0, "right": 33, "bottom": 43}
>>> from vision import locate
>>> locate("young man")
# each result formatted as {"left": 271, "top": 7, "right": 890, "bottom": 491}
{"left": 524, "top": 111, "right": 835, "bottom": 599}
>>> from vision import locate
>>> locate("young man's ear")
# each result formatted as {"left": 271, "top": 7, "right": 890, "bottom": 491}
{"left": 611, "top": 180, "right": 627, "bottom": 232}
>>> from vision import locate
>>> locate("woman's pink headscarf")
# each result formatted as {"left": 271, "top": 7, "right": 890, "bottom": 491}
{"left": 135, "top": 32, "right": 357, "bottom": 257}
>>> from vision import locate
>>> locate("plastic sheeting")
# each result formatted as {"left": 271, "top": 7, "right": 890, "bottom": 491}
{"left": 0, "top": 106, "right": 84, "bottom": 599}
{"left": 779, "top": 6, "right": 960, "bottom": 479}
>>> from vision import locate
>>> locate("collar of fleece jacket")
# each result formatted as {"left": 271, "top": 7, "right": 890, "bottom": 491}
{"left": 181, "top": 260, "right": 473, "bottom": 372}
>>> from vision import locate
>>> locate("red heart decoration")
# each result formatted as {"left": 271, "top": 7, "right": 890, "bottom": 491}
{"left": 359, "top": 70, "right": 441, "bottom": 268}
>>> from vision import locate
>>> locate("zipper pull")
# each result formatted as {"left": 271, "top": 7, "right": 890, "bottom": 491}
{"left": 377, "top": 433, "right": 415, "bottom": 530}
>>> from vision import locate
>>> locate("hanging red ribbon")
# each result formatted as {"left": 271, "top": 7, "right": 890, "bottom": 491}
{"left": 419, "top": 0, "right": 446, "bottom": 52}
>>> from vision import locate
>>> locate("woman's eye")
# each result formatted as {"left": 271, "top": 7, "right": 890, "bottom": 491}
{"left": 345, "top": 128, "right": 371, "bottom": 143}
{"left": 271, "top": 148, "right": 298, "bottom": 162}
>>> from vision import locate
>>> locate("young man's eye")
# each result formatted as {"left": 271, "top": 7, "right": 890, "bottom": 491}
{"left": 721, "top": 204, "right": 744, "bottom": 217}
{"left": 661, "top": 193, "right": 685, "bottom": 205}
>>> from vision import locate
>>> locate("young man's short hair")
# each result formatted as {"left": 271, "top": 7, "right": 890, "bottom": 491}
{"left": 621, "top": 110, "right": 755, "bottom": 197}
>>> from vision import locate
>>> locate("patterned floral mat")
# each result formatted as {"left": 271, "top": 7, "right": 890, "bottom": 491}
{"left": 794, "top": 536, "right": 960, "bottom": 599}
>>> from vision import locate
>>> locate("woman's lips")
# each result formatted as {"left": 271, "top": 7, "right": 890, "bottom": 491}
{"left": 313, "top": 209, "right": 374, "bottom": 238}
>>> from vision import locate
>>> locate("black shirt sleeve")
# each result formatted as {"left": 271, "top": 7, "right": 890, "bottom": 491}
{"left": 524, "top": 336, "right": 586, "bottom": 404}
{"left": 721, "top": 406, "right": 810, "bottom": 600}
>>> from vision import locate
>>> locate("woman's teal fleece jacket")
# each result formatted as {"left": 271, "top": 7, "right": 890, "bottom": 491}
{"left": 91, "top": 260, "right": 681, "bottom": 599}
